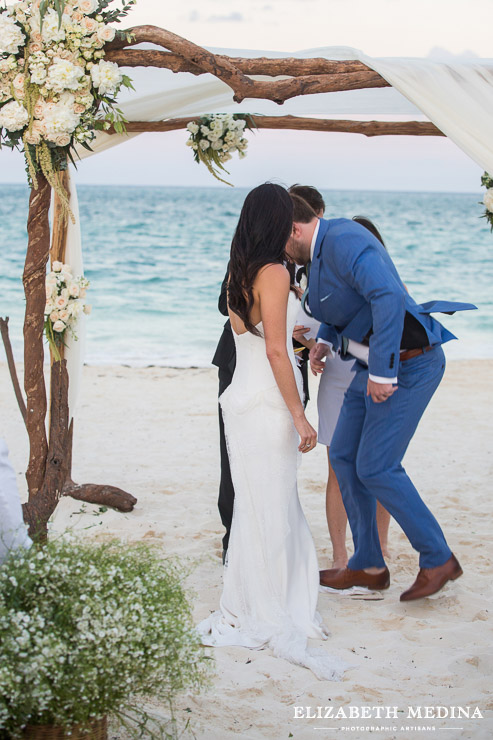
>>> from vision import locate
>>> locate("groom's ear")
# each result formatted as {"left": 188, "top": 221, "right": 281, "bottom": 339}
{"left": 292, "top": 221, "right": 303, "bottom": 239}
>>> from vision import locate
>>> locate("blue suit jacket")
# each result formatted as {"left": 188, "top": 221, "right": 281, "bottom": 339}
{"left": 309, "top": 218, "right": 476, "bottom": 378}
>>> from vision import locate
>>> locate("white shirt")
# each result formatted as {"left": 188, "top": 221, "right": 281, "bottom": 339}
{"left": 310, "top": 219, "right": 397, "bottom": 385}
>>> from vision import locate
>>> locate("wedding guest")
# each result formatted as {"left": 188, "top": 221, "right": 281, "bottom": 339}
{"left": 289, "top": 184, "right": 391, "bottom": 568}
{"left": 0, "top": 438, "right": 32, "bottom": 564}
{"left": 211, "top": 267, "right": 235, "bottom": 563}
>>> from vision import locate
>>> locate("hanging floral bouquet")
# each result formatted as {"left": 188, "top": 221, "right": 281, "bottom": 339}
{"left": 480, "top": 172, "right": 493, "bottom": 231}
{"left": 44, "top": 260, "right": 90, "bottom": 360}
{"left": 0, "top": 0, "right": 136, "bottom": 216}
{"left": 186, "top": 113, "right": 253, "bottom": 185}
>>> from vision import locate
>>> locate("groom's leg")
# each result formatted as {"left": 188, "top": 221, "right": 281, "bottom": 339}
{"left": 355, "top": 347, "right": 451, "bottom": 569}
{"left": 330, "top": 368, "right": 385, "bottom": 570}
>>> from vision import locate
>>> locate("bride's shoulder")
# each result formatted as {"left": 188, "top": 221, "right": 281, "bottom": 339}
{"left": 255, "top": 263, "right": 290, "bottom": 286}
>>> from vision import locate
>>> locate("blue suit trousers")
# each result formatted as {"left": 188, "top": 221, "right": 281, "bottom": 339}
{"left": 330, "top": 346, "right": 452, "bottom": 570}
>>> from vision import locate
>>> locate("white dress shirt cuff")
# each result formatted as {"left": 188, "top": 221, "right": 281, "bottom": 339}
{"left": 369, "top": 373, "right": 398, "bottom": 384}
{"left": 316, "top": 338, "right": 334, "bottom": 355}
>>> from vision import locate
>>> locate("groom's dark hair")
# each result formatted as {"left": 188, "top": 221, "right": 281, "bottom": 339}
{"left": 288, "top": 184, "right": 325, "bottom": 215}
{"left": 290, "top": 192, "right": 319, "bottom": 224}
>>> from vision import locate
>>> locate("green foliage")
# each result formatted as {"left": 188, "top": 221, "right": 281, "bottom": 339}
{"left": 481, "top": 171, "right": 493, "bottom": 190}
{"left": 480, "top": 171, "right": 493, "bottom": 231}
{"left": 0, "top": 539, "right": 212, "bottom": 738}
{"left": 98, "top": 0, "right": 137, "bottom": 24}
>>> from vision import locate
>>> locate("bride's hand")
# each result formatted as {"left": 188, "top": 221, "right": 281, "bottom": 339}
{"left": 294, "top": 415, "right": 317, "bottom": 453}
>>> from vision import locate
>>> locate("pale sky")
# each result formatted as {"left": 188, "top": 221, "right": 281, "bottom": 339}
{"left": 1, "top": 0, "right": 491, "bottom": 191}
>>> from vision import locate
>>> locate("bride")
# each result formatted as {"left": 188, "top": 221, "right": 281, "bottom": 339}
{"left": 198, "top": 184, "right": 345, "bottom": 681}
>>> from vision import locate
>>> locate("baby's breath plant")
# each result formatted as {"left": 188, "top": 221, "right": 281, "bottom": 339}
{"left": 0, "top": 539, "right": 211, "bottom": 738}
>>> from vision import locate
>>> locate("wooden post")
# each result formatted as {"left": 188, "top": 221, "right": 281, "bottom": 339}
{"left": 23, "top": 174, "right": 51, "bottom": 499}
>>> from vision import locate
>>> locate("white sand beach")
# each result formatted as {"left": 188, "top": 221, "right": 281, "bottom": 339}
{"left": 1, "top": 359, "right": 492, "bottom": 740}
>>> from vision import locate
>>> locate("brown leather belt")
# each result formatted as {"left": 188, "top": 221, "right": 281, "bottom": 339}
{"left": 400, "top": 345, "right": 434, "bottom": 362}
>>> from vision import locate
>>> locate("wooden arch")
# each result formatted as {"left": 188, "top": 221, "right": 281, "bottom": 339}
{"left": 3, "top": 25, "right": 445, "bottom": 539}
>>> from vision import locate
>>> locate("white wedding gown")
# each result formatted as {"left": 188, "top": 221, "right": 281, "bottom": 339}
{"left": 198, "top": 292, "right": 346, "bottom": 681}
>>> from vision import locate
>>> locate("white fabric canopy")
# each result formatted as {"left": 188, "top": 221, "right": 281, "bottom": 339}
{"left": 76, "top": 46, "right": 493, "bottom": 174}
{"left": 65, "top": 46, "right": 493, "bottom": 414}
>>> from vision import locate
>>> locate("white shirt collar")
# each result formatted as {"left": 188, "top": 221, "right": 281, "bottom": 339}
{"left": 310, "top": 219, "right": 320, "bottom": 261}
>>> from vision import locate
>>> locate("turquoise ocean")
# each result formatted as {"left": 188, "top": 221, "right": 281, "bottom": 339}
{"left": 0, "top": 184, "right": 492, "bottom": 366}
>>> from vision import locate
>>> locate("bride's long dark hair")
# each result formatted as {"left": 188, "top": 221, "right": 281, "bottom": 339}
{"left": 228, "top": 183, "right": 293, "bottom": 336}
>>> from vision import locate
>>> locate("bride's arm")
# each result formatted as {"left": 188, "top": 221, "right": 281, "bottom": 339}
{"left": 257, "top": 265, "right": 317, "bottom": 453}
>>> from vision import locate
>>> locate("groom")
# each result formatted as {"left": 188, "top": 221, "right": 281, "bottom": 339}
{"left": 286, "top": 194, "right": 475, "bottom": 601}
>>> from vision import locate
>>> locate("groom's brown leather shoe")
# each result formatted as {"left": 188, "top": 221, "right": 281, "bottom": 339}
{"left": 320, "top": 566, "right": 390, "bottom": 590}
{"left": 400, "top": 554, "right": 463, "bottom": 602}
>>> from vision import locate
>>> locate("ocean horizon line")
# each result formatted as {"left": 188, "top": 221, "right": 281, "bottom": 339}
{"left": 0, "top": 182, "right": 483, "bottom": 197}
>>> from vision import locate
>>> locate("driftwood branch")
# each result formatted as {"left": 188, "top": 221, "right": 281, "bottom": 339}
{"left": 104, "top": 25, "right": 389, "bottom": 104}
{"left": 23, "top": 359, "right": 71, "bottom": 540}
{"left": 110, "top": 115, "right": 444, "bottom": 138}
{"left": 62, "top": 482, "right": 137, "bottom": 512}
{"left": 105, "top": 47, "right": 375, "bottom": 78}
{"left": 0, "top": 316, "right": 27, "bottom": 424}
{"left": 23, "top": 175, "right": 51, "bottom": 497}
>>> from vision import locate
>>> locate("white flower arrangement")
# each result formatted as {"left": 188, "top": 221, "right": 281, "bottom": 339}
{"left": 186, "top": 112, "right": 252, "bottom": 185}
{"left": 44, "top": 260, "right": 91, "bottom": 360}
{"left": 480, "top": 172, "right": 493, "bottom": 231}
{"left": 0, "top": 0, "right": 136, "bottom": 212}
{"left": 0, "top": 539, "right": 211, "bottom": 736}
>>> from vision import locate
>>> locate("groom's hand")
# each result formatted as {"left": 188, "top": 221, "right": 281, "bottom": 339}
{"left": 309, "top": 342, "right": 331, "bottom": 375}
{"left": 367, "top": 379, "right": 398, "bottom": 403}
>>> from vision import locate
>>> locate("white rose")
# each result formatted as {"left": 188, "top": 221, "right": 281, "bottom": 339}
{"left": 83, "top": 304, "right": 92, "bottom": 315}
{"left": 81, "top": 15, "right": 98, "bottom": 34}
{"left": 13, "top": 72, "right": 24, "bottom": 90}
{"left": 47, "top": 57, "right": 84, "bottom": 93}
{"left": 0, "top": 13, "right": 25, "bottom": 54}
{"left": 58, "top": 309, "right": 70, "bottom": 322}
{"left": 483, "top": 189, "right": 493, "bottom": 213}
{"left": 199, "top": 139, "right": 210, "bottom": 151}
{"left": 0, "top": 100, "right": 29, "bottom": 132}
{"left": 55, "top": 295, "right": 68, "bottom": 309}
{"left": 90, "top": 59, "right": 122, "bottom": 95}
{"left": 77, "top": 0, "right": 99, "bottom": 14}
{"left": 52, "top": 261, "right": 63, "bottom": 272}
{"left": 186, "top": 121, "right": 199, "bottom": 135}
{"left": 96, "top": 25, "right": 116, "bottom": 43}
{"left": 54, "top": 133, "right": 71, "bottom": 146}
{"left": 68, "top": 282, "right": 80, "bottom": 297}
{"left": 50, "top": 310, "right": 60, "bottom": 322}
{"left": 52, "top": 320, "right": 66, "bottom": 333}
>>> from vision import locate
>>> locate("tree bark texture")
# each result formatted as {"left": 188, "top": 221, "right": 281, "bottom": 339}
{"left": 111, "top": 115, "right": 444, "bottom": 138}
{"left": 23, "top": 174, "right": 51, "bottom": 498}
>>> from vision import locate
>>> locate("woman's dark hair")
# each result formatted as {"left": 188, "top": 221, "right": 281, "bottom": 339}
{"left": 288, "top": 184, "right": 325, "bottom": 215}
{"left": 352, "top": 215, "right": 386, "bottom": 248}
{"left": 228, "top": 183, "right": 293, "bottom": 336}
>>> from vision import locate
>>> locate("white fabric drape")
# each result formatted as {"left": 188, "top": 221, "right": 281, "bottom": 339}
{"left": 50, "top": 174, "right": 86, "bottom": 422}
{"left": 361, "top": 55, "right": 493, "bottom": 176}
{"left": 64, "top": 46, "right": 493, "bottom": 411}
